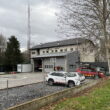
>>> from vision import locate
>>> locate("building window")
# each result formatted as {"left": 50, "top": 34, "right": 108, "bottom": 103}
{"left": 60, "top": 49, "right": 63, "bottom": 52}
{"left": 55, "top": 50, "right": 58, "bottom": 52}
{"left": 69, "top": 65, "right": 75, "bottom": 69}
{"left": 70, "top": 48, "right": 73, "bottom": 51}
{"left": 109, "top": 49, "right": 110, "bottom": 53}
{"left": 65, "top": 48, "right": 67, "bottom": 52}
{"left": 82, "top": 48, "right": 87, "bottom": 52}
{"left": 45, "top": 65, "right": 53, "bottom": 68}
{"left": 45, "top": 65, "right": 48, "bottom": 68}
{"left": 43, "top": 51, "right": 45, "bottom": 53}
{"left": 32, "top": 51, "right": 35, "bottom": 54}
{"left": 51, "top": 50, "right": 54, "bottom": 53}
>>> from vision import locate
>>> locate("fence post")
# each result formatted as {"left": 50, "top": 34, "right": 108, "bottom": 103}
{"left": 7, "top": 80, "right": 9, "bottom": 101}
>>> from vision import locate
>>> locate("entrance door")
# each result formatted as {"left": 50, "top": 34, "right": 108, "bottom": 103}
{"left": 34, "top": 59, "right": 42, "bottom": 72}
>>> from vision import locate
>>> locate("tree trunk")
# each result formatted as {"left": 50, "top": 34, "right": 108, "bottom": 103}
{"left": 103, "top": 0, "right": 110, "bottom": 74}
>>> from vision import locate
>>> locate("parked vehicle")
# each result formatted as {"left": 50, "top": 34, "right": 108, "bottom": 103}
{"left": 70, "top": 72, "right": 85, "bottom": 82}
{"left": 45, "top": 71, "right": 80, "bottom": 87}
{"left": 76, "top": 67, "right": 105, "bottom": 78}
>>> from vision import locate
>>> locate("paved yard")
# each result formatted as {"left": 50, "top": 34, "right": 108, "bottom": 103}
{"left": 0, "top": 72, "right": 46, "bottom": 89}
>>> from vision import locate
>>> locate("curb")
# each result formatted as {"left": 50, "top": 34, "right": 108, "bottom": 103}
{"left": 6, "top": 79, "right": 100, "bottom": 110}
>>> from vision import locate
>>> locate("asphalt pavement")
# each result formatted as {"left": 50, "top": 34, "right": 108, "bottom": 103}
{"left": 0, "top": 72, "right": 46, "bottom": 89}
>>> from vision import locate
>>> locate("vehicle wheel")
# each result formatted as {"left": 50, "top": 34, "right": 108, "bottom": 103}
{"left": 68, "top": 81, "right": 75, "bottom": 88}
{"left": 48, "top": 79, "right": 54, "bottom": 86}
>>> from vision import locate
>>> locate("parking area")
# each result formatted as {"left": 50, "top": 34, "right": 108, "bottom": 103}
{"left": 0, "top": 72, "right": 46, "bottom": 89}
{"left": 0, "top": 79, "right": 95, "bottom": 110}
{"left": 0, "top": 72, "right": 100, "bottom": 110}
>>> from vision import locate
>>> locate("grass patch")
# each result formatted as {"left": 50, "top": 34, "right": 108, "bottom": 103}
{"left": 47, "top": 79, "right": 110, "bottom": 110}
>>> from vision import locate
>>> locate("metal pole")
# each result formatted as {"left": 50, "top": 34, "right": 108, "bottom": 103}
{"left": 27, "top": 0, "right": 31, "bottom": 63}
{"left": 54, "top": 57, "right": 56, "bottom": 71}
{"left": 6, "top": 80, "right": 9, "bottom": 101}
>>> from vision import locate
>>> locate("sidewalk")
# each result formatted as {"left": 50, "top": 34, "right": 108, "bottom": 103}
{"left": 0, "top": 72, "right": 46, "bottom": 90}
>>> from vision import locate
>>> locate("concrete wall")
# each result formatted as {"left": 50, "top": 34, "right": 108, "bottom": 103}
{"left": 7, "top": 80, "right": 99, "bottom": 110}
{"left": 40, "top": 45, "right": 78, "bottom": 55}
{"left": 66, "top": 52, "right": 80, "bottom": 72}
{"left": 80, "top": 53, "right": 95, "bottom": 62}
{"left": 30, "top": 42, "right": 95, "bottom": 63}
{"left": 79, "top": 42, "right": 95, "bottom": 62}
{"left": 17, "top": 64, "right": 33, "bottom": 73}
{"left": 31, "top": 50, "right": 38, "bottom": 58}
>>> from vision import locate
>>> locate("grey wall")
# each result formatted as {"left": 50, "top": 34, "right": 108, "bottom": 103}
{"left": 66, "top": 52, "right": 80, "bottom": 72}
{"left": 55, "top": 57, "right": 65, "bottom": 68}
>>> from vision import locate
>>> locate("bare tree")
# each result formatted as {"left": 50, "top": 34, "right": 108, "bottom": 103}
{"left": 57, "top": 0, "right": 110, "bottom": 72}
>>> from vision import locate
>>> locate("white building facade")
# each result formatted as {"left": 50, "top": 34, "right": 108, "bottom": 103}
{"left": 30, "top": 38, "right": 96, "bottom": 72}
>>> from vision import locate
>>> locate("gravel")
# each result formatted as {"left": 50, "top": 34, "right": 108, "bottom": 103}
{"left": 0, "top": 82, "right": 67, "bottom": 110}
{"left": 0, "top": 79, "right": 91, "bottom": 110}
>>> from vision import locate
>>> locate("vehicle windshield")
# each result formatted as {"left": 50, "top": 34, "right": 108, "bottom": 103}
{"left": 65, "top": 73, "right": 76, "bottom": 77}
{"left": 78, "top": 73, "right": 83, "bottom": 76}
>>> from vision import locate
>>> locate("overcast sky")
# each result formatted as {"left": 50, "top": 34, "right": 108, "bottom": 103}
{"left": 0, "top": 0, "right": 61, "bottom": 51}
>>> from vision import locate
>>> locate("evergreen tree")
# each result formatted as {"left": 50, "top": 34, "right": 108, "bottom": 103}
{"left": 0, "top": 34, "right": 6, "bottom": 65}
{"left": 5, "top": 36, "right": 23, "bottom": 71}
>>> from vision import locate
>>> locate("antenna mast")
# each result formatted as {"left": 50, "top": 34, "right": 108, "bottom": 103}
{"left": 27, "top": 0, "right": 31, "bottom": 51}
{"left": 27, "top": 0, "right": 31, "bottom": 61}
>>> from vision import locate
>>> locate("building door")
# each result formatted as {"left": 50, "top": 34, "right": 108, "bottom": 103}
{"left": 34, "top": 59, "right": 42, "bottom": 72}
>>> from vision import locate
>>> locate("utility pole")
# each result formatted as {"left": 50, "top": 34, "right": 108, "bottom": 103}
{"left": 27, "top": 0, "right": 31, "bottom": 63}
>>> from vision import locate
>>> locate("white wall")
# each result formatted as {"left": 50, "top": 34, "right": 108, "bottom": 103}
{"left": 30, "top": 42, "right": 96, "bottom": 62}
{"left": 17, "top": 64, "right": 32, "bottom": 73}
{"left": 31, "top": 50, "right": 38, "bottom": 58}
{"left": 40, "top": 45, "right": 77, "bottom": 55}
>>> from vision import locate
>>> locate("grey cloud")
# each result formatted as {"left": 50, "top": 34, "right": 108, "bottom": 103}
{"left": 0, "top": 0, "right": 59, "bottom": 50}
